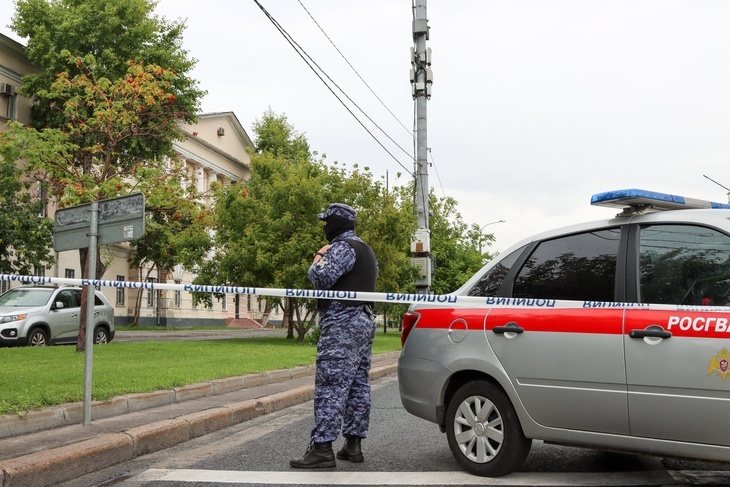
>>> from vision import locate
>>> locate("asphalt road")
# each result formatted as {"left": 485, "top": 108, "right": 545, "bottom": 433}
{"left": 57, "top": 376, "right": 730, "bottom": 487}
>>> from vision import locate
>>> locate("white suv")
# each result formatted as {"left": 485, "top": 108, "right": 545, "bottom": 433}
{"left": 0, "top": 285, "right": 115, "bottom": 347}
{"left": 398, "top": 189, "right": 730, "bottom": 477}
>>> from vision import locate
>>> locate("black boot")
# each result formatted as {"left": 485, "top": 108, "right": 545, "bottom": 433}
{"left": 336, "top": 436, "right": 364, "bottom": 462}
{"left": 290, "top": 441, "right": 336, "bottom": 468}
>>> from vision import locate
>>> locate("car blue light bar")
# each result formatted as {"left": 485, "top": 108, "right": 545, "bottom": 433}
{"left": 591, "top": 189, "right": 730, "bottom": 211}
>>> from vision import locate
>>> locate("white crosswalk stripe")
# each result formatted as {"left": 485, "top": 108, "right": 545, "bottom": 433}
{"left": 130, "top": 468, "right": 727, "bottom": 485}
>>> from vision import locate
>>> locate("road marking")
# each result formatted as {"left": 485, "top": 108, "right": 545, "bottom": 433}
{"left": 132, "top": 468, "right": 682, "bottom": 485}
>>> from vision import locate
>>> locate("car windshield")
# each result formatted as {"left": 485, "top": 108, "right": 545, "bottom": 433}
{"left": 0, "top": 288, "right": 54, "bottom": 307}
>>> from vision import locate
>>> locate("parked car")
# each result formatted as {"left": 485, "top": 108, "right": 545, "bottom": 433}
{"left": 0, "top": 285, "right": 115, "bottom": 347}
{"left": 398, "top": 189, "right": 730, "bottom": 477}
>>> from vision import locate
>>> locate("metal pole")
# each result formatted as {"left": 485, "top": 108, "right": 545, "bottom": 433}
{"left": 414, "top": 6, "right": 429, "bottom": 232}
{"left": 83, "top": 201, "right": 99, "bottom": 426}
{"left": 411, "top": 0, "right": 432, "bottom": 293}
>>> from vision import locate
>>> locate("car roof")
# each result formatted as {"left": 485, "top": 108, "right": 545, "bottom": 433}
{"left": 455, "top": 208, "right": 730, "bottom": 295}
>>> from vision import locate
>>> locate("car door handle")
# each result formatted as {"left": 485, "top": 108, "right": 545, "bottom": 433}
{"left": 629, "top": 327, "right": 672, "bottom": 339}
{"left": 492, "top": 322, "right": 524, "bottom": 334}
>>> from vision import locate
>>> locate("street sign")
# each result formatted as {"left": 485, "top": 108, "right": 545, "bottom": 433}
{"left": 53, "top": 193, "right": 145, "bottom": 251}
{"left": 52, "top": 193, "right": 145, "bottom": 426}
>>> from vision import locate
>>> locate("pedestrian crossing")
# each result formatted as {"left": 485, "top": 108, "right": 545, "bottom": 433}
{"left": 131, "top": 467, "right": 730, "bottom": 485}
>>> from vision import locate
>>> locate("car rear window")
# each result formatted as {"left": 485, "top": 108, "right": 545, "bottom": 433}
{"left": 512, "top": 228, "right": 620, "bottom": 302}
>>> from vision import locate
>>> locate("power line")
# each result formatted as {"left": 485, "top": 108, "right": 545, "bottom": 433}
{"left": 253, "top": 0, "right": 414, "bottom": 176}
{"left": 296, "top": 0, "right": 415, "bottom": 142}
{"left": 299, "top": 0, "right": 449, "bottom": 207}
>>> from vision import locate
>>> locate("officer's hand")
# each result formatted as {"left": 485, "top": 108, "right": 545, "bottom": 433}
{"left": 313, "top": 245, "right": 331, "bottom": 262}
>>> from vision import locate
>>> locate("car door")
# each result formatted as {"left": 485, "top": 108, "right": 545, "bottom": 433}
{"left": 624, "top": 223, "right": 730, "bottom": 446}
{"left": 485, "top": 228, "right": 630, "bottom": 434}
{"left": 50, "top": 289, "right": 81, "bottom": 342}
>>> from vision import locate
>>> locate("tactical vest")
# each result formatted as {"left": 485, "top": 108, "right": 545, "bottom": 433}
{"left": 317, "top": 239, "right": 377, "bottom": 311}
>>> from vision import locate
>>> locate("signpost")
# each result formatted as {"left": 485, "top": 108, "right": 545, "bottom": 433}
{"left": 53, "top": 193, "right": 145, "bottom": 425}
{"left": 54, "top": 193, "right": 145, "bottom": 252}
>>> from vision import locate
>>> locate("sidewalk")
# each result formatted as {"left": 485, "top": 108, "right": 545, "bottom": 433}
{"left": 0, "top": 346, "right": 400, "bottom": 487}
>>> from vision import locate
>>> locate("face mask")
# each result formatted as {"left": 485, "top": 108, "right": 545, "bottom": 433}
{"left": 323, "top": 216, "right": 354, "bottom": 241}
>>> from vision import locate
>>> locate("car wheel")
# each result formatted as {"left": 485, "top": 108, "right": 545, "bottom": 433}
{"left": 27, "top": 328, "right": 49, "bottom": 347}
{"left": 445, "top": 379, "right": 531, "bottom": 477}
{"left": 93, "top": 326, "right": 109, "bottom": 345}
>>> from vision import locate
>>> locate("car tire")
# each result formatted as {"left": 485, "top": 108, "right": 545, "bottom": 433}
{"left": 93, "top": 326, "right": 110, "bottom": 345}
{"left": 445, "top": 379, "right": 531, "bottom": 477}
{"left": 27, "top": 328, "right": 49, "bottom": 347}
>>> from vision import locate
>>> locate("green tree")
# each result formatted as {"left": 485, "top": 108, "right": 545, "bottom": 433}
{"left": 197, "top": 152, "right": 326, "bottom": 341}
{"left": 198, "top": 110, "right": 415, "bottom": 341}
{"left": 0, "top": 160, "right": 54, "bottom": 275}
{"left": 11, "top": 0, "right": 200, "bottom": 131}
{"left": 3, "top": 0, "right": 204, "bottom": 349}
{"left": 251, "top": 107, "right": 311, "bottom": 161}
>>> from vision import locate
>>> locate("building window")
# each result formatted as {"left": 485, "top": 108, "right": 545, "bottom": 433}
{"left": 174, "top": 280, "right": 181, "bottom": 308}
{"left": 5, "top": 92, "right": 17, "bottom": 120}
{"left": 34, "top": 266, "right": 45, "bottom": 277}
{"left": 116, "top": 275, "right": 125, "bottom": 306}
{"left": 221, "top": 294, "right": 227, "bottom": 310}
{"left": 146, "top": 277, "right": 156, "bottom": 308}
{"left": 64, "top": 268, "right": 75, "bottom": 279}
{"left": 1, "top": 280, "right": 9, "bottom": 294}
{"left": 36, "top": 183, "right": 47, "bottom": 218}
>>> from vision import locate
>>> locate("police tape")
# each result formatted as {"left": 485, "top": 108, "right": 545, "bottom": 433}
{"left": 5, "top": 273, "right": 730, "bottom": 312}
{"left": 0, "top": 273, "right": 478, "bottom": 306}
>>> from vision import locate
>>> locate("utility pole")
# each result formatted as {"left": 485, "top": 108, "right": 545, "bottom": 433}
{"left": 410, "top": 0, "right": 432, "bottom": 294}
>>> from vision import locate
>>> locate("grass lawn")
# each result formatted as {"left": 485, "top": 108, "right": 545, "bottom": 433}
{"left": 0, "top": 331, "right": 402, "bottom": 416}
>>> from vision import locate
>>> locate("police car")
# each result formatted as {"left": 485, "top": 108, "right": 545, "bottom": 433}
{"left": 398, "top": 189, "right": 730, "bottom": 477}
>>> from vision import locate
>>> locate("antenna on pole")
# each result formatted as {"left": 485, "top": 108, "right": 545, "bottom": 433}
{"left": 703, "top": 174, "right": 730, "bottom": 203}
{"left": 410, "top": 0, "right": 432, "bottom": 294}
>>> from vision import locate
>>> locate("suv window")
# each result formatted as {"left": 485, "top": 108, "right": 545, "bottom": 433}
{"left": 467, "top": 246, "right": 526, "bottom": 297}
{"left": 56, "top": 290, "right": 77, "bottom": 308}
{"left": 512, "top": 228, "right": 620, "bottom": 302}
{"left": 638, "top": 224, "right": 730, "bottom": 306}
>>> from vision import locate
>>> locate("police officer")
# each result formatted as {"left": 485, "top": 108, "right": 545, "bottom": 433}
{"left": 290, "top": 203, "right": 378, "bottom": 469}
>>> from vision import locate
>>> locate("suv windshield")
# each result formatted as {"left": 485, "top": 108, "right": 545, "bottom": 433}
{"left": 0, "top": 288, "right": 55, "bottom": 307}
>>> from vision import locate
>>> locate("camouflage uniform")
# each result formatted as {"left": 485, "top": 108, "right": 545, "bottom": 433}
{"left": 308, "top": 222, "right": 377, "bottom": 444}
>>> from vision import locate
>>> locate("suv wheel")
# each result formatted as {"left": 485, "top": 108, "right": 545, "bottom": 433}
{"left": 27, "top": 328, "right": 49, "bottom": 347}
{"left": 93, "top": 327, "right": 110, "bottom": 345}
{"left": 445, "top": 379, "right": 531, "bottom": 477}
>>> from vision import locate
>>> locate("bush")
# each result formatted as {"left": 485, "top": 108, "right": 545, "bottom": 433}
{"left": 304, "top": 324, "right": 321, "bottom": 346}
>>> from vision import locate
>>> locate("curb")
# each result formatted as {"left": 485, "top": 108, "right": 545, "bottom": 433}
{"left": 0, "top": 365, "right": 316, "bottom": 439}
{"left": 0, "top": 359, "right": 398, "bottom": 487}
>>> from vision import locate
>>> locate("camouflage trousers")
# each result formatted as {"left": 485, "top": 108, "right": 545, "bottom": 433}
{"left": 311, "top": 305, "right": 376, "bottom": 443}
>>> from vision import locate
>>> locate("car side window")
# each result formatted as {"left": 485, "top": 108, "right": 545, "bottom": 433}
{"left": 56, "top": 290, "right": 76, "bottom": 309}
{"left": 467, "top": 246, "right": 525, "bottom": 296}
{"left": 638, "top": 224, "right": 730, "bottom": 306}
{"left": 512, "top": 228, "right": 620, "bottom": 302}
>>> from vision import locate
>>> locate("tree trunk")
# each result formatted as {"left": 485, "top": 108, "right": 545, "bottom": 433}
{"left": 75, "top": 246, "right": 108, "bottom": 352}
{"left": 284, "top": 297, "right": 294, "bottom": 339}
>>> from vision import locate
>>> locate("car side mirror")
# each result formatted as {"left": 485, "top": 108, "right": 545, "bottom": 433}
{"left": 53, "top": 301, "right": 65, "bottom": 310}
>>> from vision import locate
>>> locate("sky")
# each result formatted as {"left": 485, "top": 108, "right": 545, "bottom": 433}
{"left": 3, "top": 1, "right": 730, "bottom": 254}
